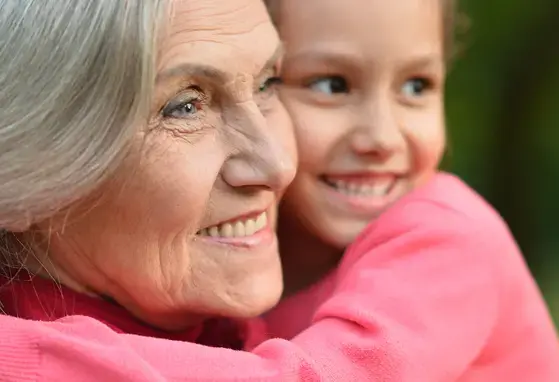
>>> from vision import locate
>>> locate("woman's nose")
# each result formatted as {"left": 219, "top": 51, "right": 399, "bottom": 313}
{"left": 221, "top": 103, "right": 296, "bottom": 192}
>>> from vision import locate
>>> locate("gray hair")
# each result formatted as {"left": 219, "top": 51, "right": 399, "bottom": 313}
{"left": 0, "top": 0, "right": 166, "bottom": 230}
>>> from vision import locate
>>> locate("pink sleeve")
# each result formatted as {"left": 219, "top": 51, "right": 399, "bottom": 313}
{"left": 299, "top": 199, "right": 558, "bottom": 381}
{"left": 0, "top": 201, "right": 556, "bottom": 381}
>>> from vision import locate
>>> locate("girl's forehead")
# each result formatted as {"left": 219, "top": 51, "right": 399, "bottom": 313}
{"left": 278, "top": 0, "right": 444, "bottom": 63}
{"left": 278, "top": 0, "right": 442, "bottom": 36}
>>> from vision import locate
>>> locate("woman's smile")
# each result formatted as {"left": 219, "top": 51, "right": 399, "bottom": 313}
{"left": 196, "top": 208, "right": 275, "bottom": 248}
{"left": 18, "top": 0, "right": 297, "bottom": 329}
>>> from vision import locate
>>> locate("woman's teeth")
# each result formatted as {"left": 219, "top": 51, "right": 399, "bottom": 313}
{"left": 198, "top": 212, "right": 268, "bottom": 238}
{"left": 325, "top": 178, "right": 394, "bottom": 197}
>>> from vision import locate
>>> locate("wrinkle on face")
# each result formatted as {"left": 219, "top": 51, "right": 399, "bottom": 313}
{"left": 162, "top": 0, "right": 271, "bottom": 66}
{"left": 172, "top": 0, "right": 267, "bottom": 32}
{"left": 34, "top": 0, "right": 292, "bottom": 330}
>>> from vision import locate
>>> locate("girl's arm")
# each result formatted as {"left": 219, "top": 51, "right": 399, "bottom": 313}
{"left": 0, "top": 200, "right": 555, "bottom": 381}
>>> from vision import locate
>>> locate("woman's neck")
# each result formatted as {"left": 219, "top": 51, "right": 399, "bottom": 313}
{"left": 277, "top": 212, "right": 343, "bottom": 298}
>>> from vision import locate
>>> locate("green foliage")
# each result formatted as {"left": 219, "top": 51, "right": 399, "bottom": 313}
{"left": 446, "top": 0, "right": 559, "bottom": 324}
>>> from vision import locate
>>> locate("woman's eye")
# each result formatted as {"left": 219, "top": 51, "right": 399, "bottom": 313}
{"left": 308, "top": 76, "right": 349, "bottom": 95}
{"left": 401, "top": 77, "right": 431, "bottom": 98}
{"left": 258, "top": 76, "right": 282, "bottom": 93}
{"left": 161, "top": 98, "right": 201, "bottom": 119}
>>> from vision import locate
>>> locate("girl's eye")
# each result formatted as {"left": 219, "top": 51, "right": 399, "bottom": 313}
{"left": 161, "top": 97, "right": 201, "bottom": 119}
{"left": 308, "top": 76, "right": 349, "bottom": 95}
{"left": 258, "top": 76, "right": 282, "bottom": 93}
{"left": 401, "top": 77, "right": 431, "bottom": 98}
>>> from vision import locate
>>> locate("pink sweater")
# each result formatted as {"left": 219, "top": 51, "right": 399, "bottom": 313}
{"left": 0, "top": 173, "right": 557, "bottom": 381}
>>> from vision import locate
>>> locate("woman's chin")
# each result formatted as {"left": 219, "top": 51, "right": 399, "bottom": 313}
{"left": 228, "top": 283, "right": 283, "bottom": 319}
{"left": 124, "top": 279, "right": 283, "bottom": 332}
{"left": 205, "top": 271, "right": 284, "bottom": 320}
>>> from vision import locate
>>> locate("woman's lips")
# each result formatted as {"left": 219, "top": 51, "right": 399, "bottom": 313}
{"left": 196, "top": 210, "right": 273, "bottom": 248}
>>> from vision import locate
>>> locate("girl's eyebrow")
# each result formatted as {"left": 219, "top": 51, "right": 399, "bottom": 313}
{"left": 283, "top": 48, "right": 363, "bottom": 68}
{"left": 395, "top": 52, "right": 445, "bottom": 72}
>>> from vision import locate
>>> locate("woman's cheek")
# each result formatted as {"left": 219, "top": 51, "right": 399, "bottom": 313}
{"left": 268, "top": 101, "right": 299, "bottom": 174}
{"left": 128, "top": 135, "right": 225, "bottom": 230}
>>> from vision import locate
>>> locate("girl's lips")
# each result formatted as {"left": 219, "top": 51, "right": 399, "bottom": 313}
{"left": 321, "top": 173, "right": 397, "bottom": 197}
{"left": 322, "top": 171, "right": 400, "bottom": 181}
{"left": 319, "top": 174, "right": 404, "bottom": 216}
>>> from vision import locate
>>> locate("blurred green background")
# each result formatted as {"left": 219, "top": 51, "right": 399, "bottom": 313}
{"left": 446, "top": 1, "right": 559, "bottom": 325}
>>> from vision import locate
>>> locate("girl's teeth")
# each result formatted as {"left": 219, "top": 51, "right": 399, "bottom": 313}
{"left": 198, "top": 212, "right": 268, "bottom": 238}
{"left": 371, "top": 184, "right": 390, "bottom": 195}
{"left": 255, "top": 213, "right": 266, "bottom": 230}
{"left": 329, "top": 178, "right": 393, "bottom": 196}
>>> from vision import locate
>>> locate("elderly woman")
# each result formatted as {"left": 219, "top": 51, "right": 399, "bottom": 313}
{"left": 2, "top": 0, "right": 296, "bottom": 361}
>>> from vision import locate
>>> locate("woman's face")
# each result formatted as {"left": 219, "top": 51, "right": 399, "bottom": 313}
{"left": 38, "top": 0, "right": 296, "bottom": 330}
{"left": 277, "top": 0, "right": 446, "bottom": 249}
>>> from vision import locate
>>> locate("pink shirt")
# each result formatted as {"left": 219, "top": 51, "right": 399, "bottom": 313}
{"left": 0, "top": 172, "right": 557, "bottom": 381}
{"left": 0, "top": 272, "right": 247, "bottom": 350}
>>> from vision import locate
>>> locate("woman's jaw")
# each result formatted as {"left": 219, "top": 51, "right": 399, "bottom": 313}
{"left": 23, "top": 0, "right": 296, "bottom": 332}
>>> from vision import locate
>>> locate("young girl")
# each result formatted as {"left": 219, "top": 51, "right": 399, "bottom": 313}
{"left": 0, "top": 0, "right": 556, "bottom": 381}
{"left": 261, "top": 0, "right": 559, "bottom": 379}
{"left": 273, "top": 0, "right": 449, "bottom": 297}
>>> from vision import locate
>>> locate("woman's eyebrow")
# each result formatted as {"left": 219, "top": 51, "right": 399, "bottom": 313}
{"left": 157, "top": 44, "right": 284, "bottom": 84}
{"left": 156, "top": 63, "right": 228, "bottom": 84}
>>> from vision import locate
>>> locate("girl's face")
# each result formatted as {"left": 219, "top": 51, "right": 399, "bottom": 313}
{"left": 278, "top": 0, "right": 447, "bottom": 248}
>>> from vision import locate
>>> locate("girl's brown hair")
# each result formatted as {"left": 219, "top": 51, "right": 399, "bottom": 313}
{"left": 264, "top": 0, "right": 460, "bottom": 62}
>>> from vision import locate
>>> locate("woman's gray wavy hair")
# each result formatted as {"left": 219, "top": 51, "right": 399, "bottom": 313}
{"left": 0, "top": 0, "right": 166, "bottom": 232}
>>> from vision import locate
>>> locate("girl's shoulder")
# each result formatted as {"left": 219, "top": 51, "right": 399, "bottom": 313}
{"left": 359, "top": 172, "right": 514, "bottom": 245}
{"left": 410, "top": 172, "right": 502, "bottom": 222}
{"left": 343, "top": 172, "right": 520, "bottom": 270}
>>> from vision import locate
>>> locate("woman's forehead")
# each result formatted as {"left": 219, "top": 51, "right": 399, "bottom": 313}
{"left": 160, "top": 0, "right": 279, "bottom": 77}
{"left": 169, "top": 0, "right": 267, "bottom": 29}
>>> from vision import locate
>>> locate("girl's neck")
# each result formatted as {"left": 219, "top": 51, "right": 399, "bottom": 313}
{"left": 278, "top": 211, "right": 343, "bottom": 298}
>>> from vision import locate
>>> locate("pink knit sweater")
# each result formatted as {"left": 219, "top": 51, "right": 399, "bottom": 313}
{"left": 0, "top": 173, "right": 557, "bottom": 381}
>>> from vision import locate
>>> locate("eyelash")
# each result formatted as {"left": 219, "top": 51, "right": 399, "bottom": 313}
{"left": 400, "top": 76, "right": 434, "bottom": 98}
{"left": 159, "top": 72, "right": 283, "bottom": 126}
{"left": 306, "top": 75, "right": 350, "bottom": 95}
{"left": 160, "top": 87, "right": 206, "bottom": 120}
{"left": 253, "top": 75, "right": 282, "bottom": 114}
{"left": 258, "top": 76, "right": 282, "bottom": 93}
